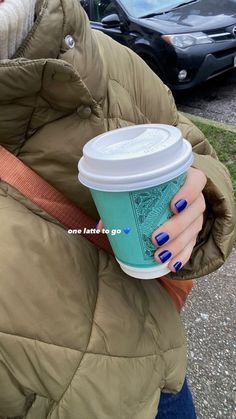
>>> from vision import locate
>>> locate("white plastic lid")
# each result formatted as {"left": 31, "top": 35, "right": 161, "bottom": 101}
{"left": 78, "top": 124, "right": 193, "bottom": 192}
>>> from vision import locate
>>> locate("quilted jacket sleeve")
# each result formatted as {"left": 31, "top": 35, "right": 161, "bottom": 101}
{"left": 0, "top": 361, "right": 27, "bottom": 417}
{"left": 97, "top": 32, "right": 236, "bottom": 279}
{"left": 174, "top": 111, "right": 236, "bottom": 278}
{"left": 131, "top": 53, "right": 236, "bottom": 278}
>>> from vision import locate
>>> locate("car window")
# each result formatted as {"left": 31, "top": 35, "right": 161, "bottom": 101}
{"left": 91, "top": 0, "right": 118, "bottom": 22}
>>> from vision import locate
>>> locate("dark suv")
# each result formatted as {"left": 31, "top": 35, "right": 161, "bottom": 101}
{"left": 80, "top": 0, "right": 236, "bottom": 90}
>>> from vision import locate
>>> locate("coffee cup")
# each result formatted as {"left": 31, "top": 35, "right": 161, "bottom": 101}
{"left": 78, "top": 124, "right": 193, "bottom": 279}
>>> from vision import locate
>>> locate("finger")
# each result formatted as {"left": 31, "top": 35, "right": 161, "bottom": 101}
{"left": 152, "top": 193, "right": 206, "bottom": 246}
{"left": 96, "top": 220, "right": 104, "bottom": 232}
{"left": 168, "top": 238, "right": 197, "bottom": 273}
{"left": 171, "top": 167, "right": 207, "bottom": 214}
{"left": 154, "top": 215, "right": 203, "bottom": 264}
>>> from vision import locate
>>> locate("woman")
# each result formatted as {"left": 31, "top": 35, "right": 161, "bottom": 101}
{"left": 0, "top": 1, "right": 235, "bottom": 418}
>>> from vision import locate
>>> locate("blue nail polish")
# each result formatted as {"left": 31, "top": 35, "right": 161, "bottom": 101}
{"left": 158, "top": 250, "right": 172, "bottom": 263}
{"left": 173, "top": 261, "right": 182, "bottom": 272}
{"left": 155, "top": 232, "right": 170, "bottom": 246}
{"left": 175, "top": 199, "right": 188, "bottom": 213}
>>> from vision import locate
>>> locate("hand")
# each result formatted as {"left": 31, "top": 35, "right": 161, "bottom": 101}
{"left": 151, "top": 167, "right": 207, "bottom": 273}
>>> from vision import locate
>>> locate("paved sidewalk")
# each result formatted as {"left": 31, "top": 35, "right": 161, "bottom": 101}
{"left": 181, "top": 244, "right": 236, "bottom": 419}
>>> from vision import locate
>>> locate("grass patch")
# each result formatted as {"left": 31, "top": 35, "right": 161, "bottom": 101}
{"left": 192, "top": 120, "right": 236, "bottom": 198}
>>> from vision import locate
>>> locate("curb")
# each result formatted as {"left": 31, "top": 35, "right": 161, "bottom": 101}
{"left": 181, "top": 112, "right": 236, "bottom": 134}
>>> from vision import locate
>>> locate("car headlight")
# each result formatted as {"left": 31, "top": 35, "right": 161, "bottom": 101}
{"left": 162, "top": 32, "right": 214, "bottom": 48}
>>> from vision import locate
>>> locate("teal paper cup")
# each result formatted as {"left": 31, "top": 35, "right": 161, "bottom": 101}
{"left": 78, "top": 124, "right": 193, "bottom": 279}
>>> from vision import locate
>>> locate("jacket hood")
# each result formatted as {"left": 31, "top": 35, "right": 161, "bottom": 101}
{"left": 0, "top": 0, "right": 107, "bottom": 154}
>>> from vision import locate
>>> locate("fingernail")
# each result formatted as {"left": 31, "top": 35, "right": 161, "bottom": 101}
{"left": 175, "top": 199, "right": 188, "bottom": 213}
{"left": 155, "top": 232, "right": 170, "bottom": 246}
{"left": 158, "top": 250, "right": 172, "bottom": 263}
{"left": 173, "top": 261, "right": 182, "bottom": 272}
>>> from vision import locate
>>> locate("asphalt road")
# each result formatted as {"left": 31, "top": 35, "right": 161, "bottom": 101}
{"left": 181, "top": 245, "right": 236, "bottom": 419}
{"left": 175, "top": 69, "right": 236, "bottom": 126}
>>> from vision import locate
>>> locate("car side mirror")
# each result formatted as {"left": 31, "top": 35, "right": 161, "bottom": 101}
{"left": 101, "top": 14, "right": 121, "bottom": 28}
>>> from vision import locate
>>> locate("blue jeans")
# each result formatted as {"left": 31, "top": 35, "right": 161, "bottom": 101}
{"left": 156, "top": 379, "right": 197, "bottom": 419}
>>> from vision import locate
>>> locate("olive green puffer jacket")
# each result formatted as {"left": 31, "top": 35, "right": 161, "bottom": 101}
{"left": 0, "top": 1, "right": 235, "bottom": 418}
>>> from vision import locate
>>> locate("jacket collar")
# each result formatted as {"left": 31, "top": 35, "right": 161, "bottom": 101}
{"left": 0, "top": 0, "right": 107, "bottom": 152}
